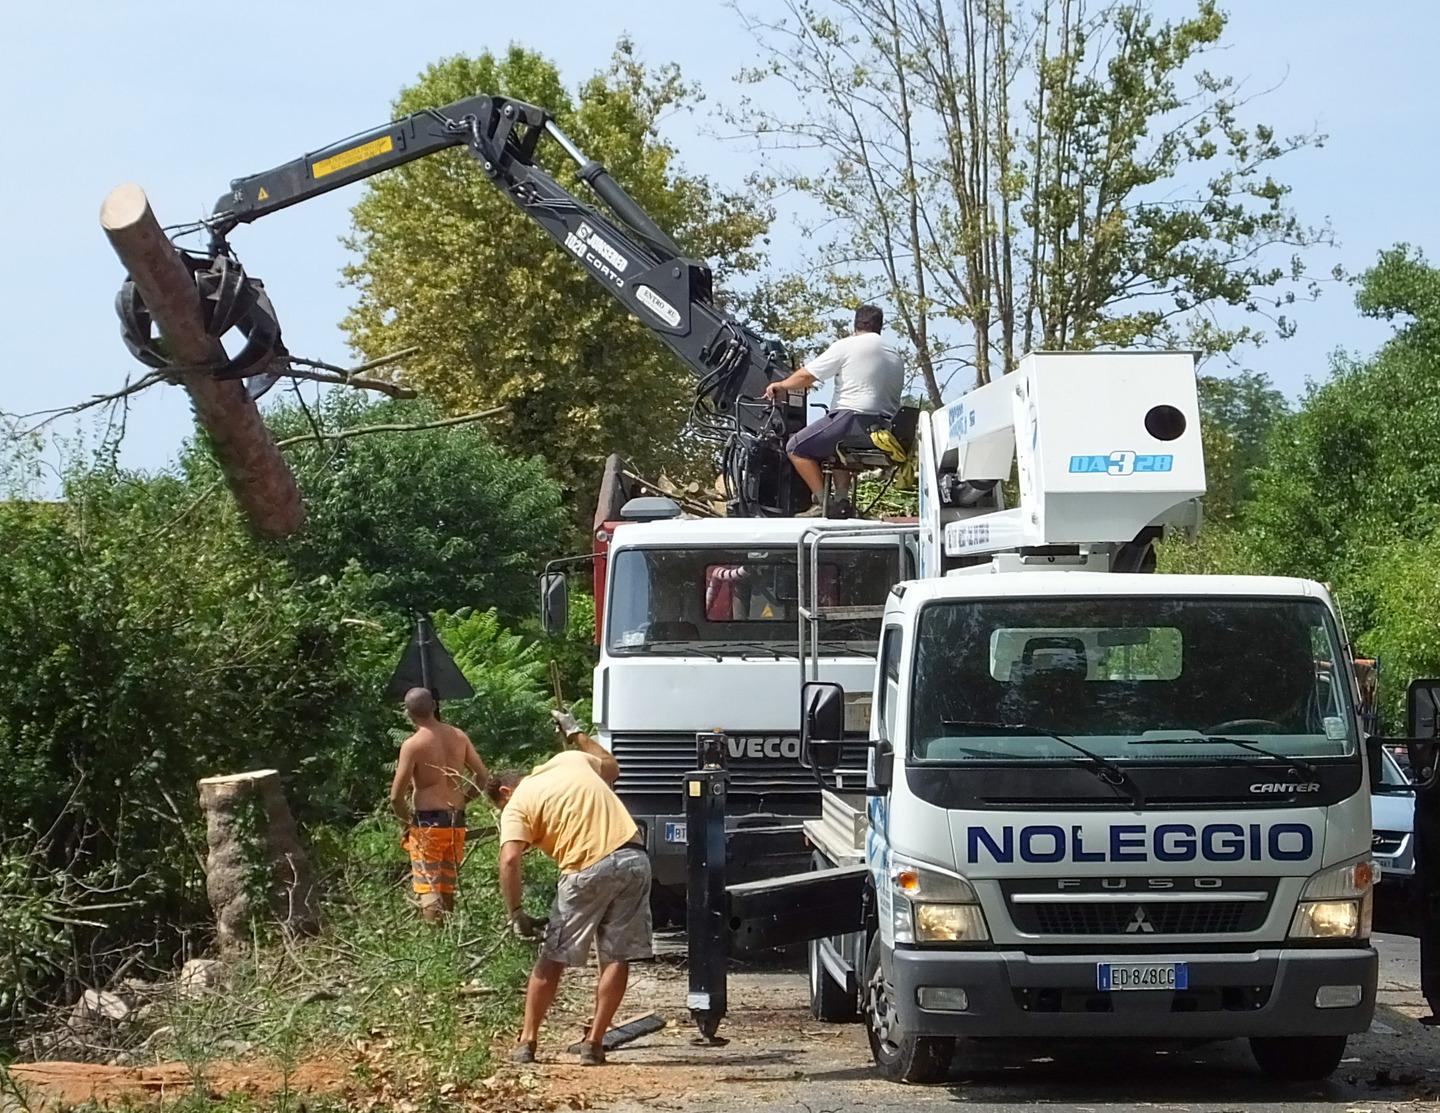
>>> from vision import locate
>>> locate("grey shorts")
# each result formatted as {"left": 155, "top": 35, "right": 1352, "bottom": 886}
{"left": 543, "top": 845, "right": 653, "bottom": 966}
{"left": 786, "top": 410, "right": 882, "bottom": 460}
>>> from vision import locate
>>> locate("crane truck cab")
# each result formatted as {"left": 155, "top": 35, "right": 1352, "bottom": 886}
{"left": 798, "top": 352, "right": 1379, "bottom": 1083}
{"left": 556, "top": 500, "right": 914, "bottom": 915}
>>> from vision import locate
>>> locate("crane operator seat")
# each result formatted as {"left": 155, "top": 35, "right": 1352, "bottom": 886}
{"left": 829, "top": 404, "right": 921, "bottom": 480}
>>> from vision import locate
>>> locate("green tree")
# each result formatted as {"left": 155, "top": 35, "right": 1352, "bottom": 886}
{"left": 1163, "top": 245, "right": 1440, "bottom": 716}
{"left": 256, "top": 393, "right": 569, "bottom": 620}
{"left": 342, "top": 43, "right": 775, "bottom": 505}
{"left": 0, "top": 463, "right": 395, "bottom": 971}
{"left": 1242, "top": 246, "right": 1440, "bottom": 585}
{"left": 732, "top": 0, "right": 1328, "bottom": 398}
{"left": 1196, "top": 370, "right": 1289, "bottom": 525}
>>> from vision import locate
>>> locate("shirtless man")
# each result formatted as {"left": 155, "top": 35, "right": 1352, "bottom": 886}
{"left": 390, "top": 688, "right": 489, "bottom": 921}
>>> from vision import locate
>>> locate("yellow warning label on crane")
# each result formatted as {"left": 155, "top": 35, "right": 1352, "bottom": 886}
{"left": 312, "top": 135, "right": 394, "bottom": 179}
{"left": 256, "top": 187, "right": 270, "bottom": 201}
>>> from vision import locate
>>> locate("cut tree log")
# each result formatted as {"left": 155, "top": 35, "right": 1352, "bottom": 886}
{"left": 100, "top": 183, "right": 303, "bottom": 539}
{"left": 197, "top": 770, "right": 318, "bottom": 950}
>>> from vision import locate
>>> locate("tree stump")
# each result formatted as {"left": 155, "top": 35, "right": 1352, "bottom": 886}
{"left": 197, "top": 770, "right": 318, "bottom": 950}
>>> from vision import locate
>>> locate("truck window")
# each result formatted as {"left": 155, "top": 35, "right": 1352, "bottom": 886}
{"left": 607, "top": 546, "right": 898, "bottom": 655}
{"left": 910, "top": 595, "right": 1356, "bottom": 764}
{"left": 879, "top": 626, "right": 902, "bottom": 741}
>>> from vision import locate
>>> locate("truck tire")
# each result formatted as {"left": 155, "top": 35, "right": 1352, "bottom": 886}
{"left": 650, "top": 885, "right": 685, "bottom": 929}
{"left": 809, "top": 935, "right": 856, "bottom": 1020}
{"left": 1249, "top": 1035, "right": 1348, "bottom": 1080}
{"left": 863, "top": 941, "right": 954, "bottom": 1083}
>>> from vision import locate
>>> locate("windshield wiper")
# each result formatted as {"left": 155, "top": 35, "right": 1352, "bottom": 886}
{"left": 942, "top": 719, "right": 1144, "bottom": 807}
{"left": 813, "top": 639, "right": 876, "bottom": 658}
{"left": 625, "top": 643, "right": 722, "bottom": 662}
{"left": 1125, "top": 736, "right": 1319, "bottom": 780}
{"left": 710, "top": 641, "right": 796, "bottom": 660}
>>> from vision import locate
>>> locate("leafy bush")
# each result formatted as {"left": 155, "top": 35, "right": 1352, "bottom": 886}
{"left": 435, "top": 608, "right": 559, "bottom": 770}
{"left": 255, "top": 394, "right": 571, "bottom": 621}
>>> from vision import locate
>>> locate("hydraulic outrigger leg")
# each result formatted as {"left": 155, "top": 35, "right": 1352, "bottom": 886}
{"left": 686, "top": 733, "right": 730, "bottom": 1044}
{"left": 683, "top": 731, "right": 872, "bottom": 1045}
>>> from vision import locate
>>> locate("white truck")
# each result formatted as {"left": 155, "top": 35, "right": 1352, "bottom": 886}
{"left": 545, "top": 501, "right": 913, "bottom": 917}
{"left": 795, "top": 352, "right": 1380, "bottom": 1083}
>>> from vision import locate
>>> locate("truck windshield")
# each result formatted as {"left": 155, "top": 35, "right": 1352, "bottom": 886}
{"left": 910, "top": 596, "right": 1357, "bottom": 764}
{"left": 607, "top": 546, "right": 900, "bottom": 656}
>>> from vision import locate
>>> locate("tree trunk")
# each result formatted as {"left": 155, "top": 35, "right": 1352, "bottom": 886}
{"left": 101, "top": 184, "right": 303, "bottom": 539}
{"left": 197, "top": 770, "right": 318, "bottom": 951}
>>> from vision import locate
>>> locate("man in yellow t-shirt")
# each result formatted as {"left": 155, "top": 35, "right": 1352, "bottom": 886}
{"left": 486, "top": 709, "right": 651, "bottom": 1066}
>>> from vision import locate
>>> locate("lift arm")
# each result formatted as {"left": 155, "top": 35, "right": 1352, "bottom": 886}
{"left": 206, "top": 94, "right": 806, "bottom": 515}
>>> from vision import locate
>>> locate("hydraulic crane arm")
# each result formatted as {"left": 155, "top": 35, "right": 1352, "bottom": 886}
{"left": 204, "top": 94, "right": 807, "bottom": 515}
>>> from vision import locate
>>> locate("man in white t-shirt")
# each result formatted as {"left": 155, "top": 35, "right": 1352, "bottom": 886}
{"left": 764, "top": 304, "right": 903, "bottom": 516}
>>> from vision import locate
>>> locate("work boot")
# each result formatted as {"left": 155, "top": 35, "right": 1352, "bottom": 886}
{"left": 796, "top": 493, "right": 825, "bottom": 517}
{"left": 578, "top": 1041, "right": 606, "bottom": 1066}
{"left": 830, "top": 498, "right": 858, "bottom": 520}
{"left": 510, "top": 1040, "right": 537, "bottom": 1064}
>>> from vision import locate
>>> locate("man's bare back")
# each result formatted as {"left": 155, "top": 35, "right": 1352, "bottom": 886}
{"left": 402, "top": 722, "right": 483, "bottom": 811}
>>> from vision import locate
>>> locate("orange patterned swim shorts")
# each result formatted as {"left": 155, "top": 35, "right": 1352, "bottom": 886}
{"left": 405, "top": 810, "right": 466, "bottom": 904}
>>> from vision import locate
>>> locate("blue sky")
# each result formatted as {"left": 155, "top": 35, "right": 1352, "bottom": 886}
{"left": 1, "top": 1, "right": 1435, "bottom": 477}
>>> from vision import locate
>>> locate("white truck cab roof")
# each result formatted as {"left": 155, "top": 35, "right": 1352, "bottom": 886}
{"left": 607, "top": 516, "right": 908, "bottom": 549}
{"left": 886, "top": 571, "right": 1334, "bottom": 608}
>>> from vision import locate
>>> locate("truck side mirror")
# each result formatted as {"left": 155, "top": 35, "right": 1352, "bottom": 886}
{"left": 539, "top": 572, "right": 569, "bottom": 636}
{"left": 1365, "top": 735, "right": 1386, "bottom": 788}
{"left": 1406, "top": 678, "right": 1440, "bottom": 783}
{"left": 872, "top": 740, "right": 894, "bottom": 792}
{"left": 801, "top": 681, "right": 845, "bottom": 771}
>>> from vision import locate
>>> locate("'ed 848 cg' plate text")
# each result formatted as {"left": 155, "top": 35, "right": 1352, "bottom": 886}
{"left": 1097, "top": 962, "right": 1188, "bottom": 991}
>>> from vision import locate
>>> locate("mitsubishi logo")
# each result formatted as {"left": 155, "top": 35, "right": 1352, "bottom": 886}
{"left": 1125, "top": 906, "right": 1155, "bottom": 934}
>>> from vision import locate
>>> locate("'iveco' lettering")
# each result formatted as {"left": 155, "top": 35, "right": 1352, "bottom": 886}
{"left": 726, "top": 736, "right": 802, "bottom": 760}
{"left": 966, "top": 822, "right": 1314, "bottom": 864}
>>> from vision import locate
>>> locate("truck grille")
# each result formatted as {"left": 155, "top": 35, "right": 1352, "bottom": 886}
{"left": 1373, "top": 830, "right": 1407, "bottom": 857}
{"left": 610, "top": 735, "right": 868, "bottom": 797}
{"left": 1010, "top": 899, "right": 1268, "bottom": 936}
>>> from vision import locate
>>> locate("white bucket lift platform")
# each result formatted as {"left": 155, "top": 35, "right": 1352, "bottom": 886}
{"left": 924, "top": 351, "right": 1205, "bottom": 569}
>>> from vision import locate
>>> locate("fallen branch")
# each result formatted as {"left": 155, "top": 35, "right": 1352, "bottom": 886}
{"left": 620, "top": 469, "right": 718, "bottom": 518}
{"left": 4, "top": 349, "right": 421, "bottom": 433}
{"left": 274, "top": 406, "right": 508, "bottom": 450}
{"left": 7, "top": 370, "right": 172, "bottom": 435}
{"left": 282, "top": 348, "right": 420, "bottom": 399}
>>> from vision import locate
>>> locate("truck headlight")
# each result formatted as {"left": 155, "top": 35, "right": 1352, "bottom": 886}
{"left": 1289, "top": 856, "right": 1375, "bottom": 940}
{"left": 890, "top": 855, "right": 988, "bottom": 943}
{"left": 914, "top": 903, "right": 989, "bottom": 942}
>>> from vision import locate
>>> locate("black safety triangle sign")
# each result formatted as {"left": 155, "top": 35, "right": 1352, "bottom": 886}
{"left": 385, "top": 614, "right": 474, "bottom": 702}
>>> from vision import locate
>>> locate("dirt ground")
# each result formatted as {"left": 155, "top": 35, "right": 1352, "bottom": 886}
{"left": 513, "top": 933, "right": 1440, "bottom": 1113}
{"left": 11, "top": 934, "right": 1440, "bottom": 1113}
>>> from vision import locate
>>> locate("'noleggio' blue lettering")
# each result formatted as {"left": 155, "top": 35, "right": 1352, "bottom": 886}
{"left": 966, "top": 822, "right": 1314, "bottom": 865}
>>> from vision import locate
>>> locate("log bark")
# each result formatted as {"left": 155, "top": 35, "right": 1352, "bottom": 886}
{"left": 197, "top": 770, "right": 317, "bottom": 950}
{"left": 100, "top": 183, "right": 303, "bottom": 539}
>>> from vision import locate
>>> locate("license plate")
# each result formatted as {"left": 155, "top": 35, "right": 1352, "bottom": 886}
{"left": 664, "top": 822, "right": 687, "bottom": 844}
{"left": 1097, "top": 962, "right": 1188, "bottom": 991}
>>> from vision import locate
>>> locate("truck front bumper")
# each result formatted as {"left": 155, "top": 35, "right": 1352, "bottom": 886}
{"left": 891, "top": 945, "right": 1377, "bottom": 1040}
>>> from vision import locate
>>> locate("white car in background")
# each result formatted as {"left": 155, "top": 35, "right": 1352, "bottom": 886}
{"left": 1372, "top": 746, "right": 1415, "bottom": 895}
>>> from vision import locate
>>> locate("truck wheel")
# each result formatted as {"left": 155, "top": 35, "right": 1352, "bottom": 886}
{"left": 809, "top": 935, "right": 857, "bottom": 1020}
{"left": 863, "top": 942, "right": 954, "bottom": 1083}
{"left": 650, "top": 885, "right": 685, "bottom": 929}
{"left": 1249, "top": 1035, "right": 1348, "bottom": 1080}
